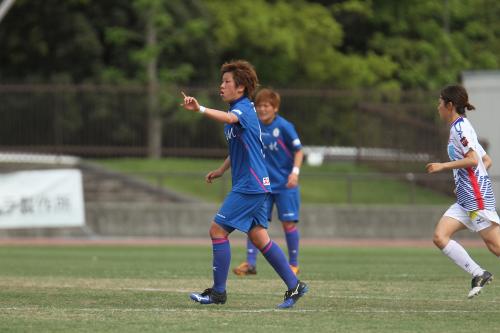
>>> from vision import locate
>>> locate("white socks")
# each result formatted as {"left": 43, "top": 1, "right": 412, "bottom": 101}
{"left": 442, "top": 240, "right": 484, "bottom": 277}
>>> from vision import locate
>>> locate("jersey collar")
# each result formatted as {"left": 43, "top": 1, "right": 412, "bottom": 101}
{"left": 450, "top": 116, "right": 464, "bottom": 128}
{"left": 229, "top": 95, "right": 247, "bottom": 108}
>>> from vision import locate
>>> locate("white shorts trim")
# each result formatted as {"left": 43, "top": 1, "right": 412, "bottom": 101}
{"left": 443, "top": 203, "right": 500, "bottom": 232}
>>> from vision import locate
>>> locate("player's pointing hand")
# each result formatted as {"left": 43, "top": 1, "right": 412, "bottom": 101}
{"left": 181, "top": 91, "right": 201, "bottom": 112}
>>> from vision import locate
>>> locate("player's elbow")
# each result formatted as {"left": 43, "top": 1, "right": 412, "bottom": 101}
{"left": 470, "top": 156, "right": 479, "bottom": 167}
{"left": 467, "top": 152, "right": 479, "bottom": 167}
{"left": 226, "top": 114, "right": 239, "bottom": 124}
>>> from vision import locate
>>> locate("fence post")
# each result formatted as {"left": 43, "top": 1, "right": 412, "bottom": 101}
{"left": 346, "top": 175, "right": 353, "bottom": 204}
{"left": 406, "top": 172, "right": 416, "bottom": 204}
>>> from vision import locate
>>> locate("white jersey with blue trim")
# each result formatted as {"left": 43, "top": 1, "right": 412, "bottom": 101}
{"left": 447, "top": 117, "right": 495, "bottom": 211}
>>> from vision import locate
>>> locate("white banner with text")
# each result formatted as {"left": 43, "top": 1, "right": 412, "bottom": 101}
{"left": 0, "top": 169, "right": 85, "bottom": 229}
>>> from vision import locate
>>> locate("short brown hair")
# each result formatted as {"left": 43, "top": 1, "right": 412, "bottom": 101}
{"left": 255, "top": 88, "right": 281, "bottom": 110}
{"left": 440, "top": 85, "right": 476, "bottom": 115}
{"left": 220, "top": 60, "right": 259, "bottom": 99}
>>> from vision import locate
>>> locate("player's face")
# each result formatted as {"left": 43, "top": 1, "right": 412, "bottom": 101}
{"left": 220, "top": 72, "right": 244, "bottom": 103}
{"left": 437, "top": 97, "right": 451, "bottom": 122}
{"left": 256, "top": 101, "right": 278, "bottom": 125}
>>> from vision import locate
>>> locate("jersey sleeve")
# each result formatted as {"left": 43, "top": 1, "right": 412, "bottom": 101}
{"left": 452, "top": 122, "right": 478, "bottom": 156}
{"left": 282, "top": 122, "right": 302, "bottom": 151}
{"left": 230, "top": 109, "right": 247, "bottom": 128}
{"left": 476, "top": 142, "right": 486, "bottom": 157}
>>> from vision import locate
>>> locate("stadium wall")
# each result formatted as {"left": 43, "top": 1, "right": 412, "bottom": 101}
{"left": 0, "top": 203, "right": 480, "bottom": 240}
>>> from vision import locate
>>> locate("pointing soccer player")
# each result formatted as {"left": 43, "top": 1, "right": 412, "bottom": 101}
{"left": 181, "top": 60, "right": 308, "bottom": 308}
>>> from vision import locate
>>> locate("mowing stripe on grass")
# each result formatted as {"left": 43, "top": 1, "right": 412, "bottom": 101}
{"left": 2, "top": 307, "right": 500, "bottom": 314}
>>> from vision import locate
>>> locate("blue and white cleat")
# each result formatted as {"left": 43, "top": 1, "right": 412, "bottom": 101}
{"left": 277, "top": 281, "right": 309, "bottom": 309}
{"left": 190, "top": 288, "right": 227, "bottom": 305}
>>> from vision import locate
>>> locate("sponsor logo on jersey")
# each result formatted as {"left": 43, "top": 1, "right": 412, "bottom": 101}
{"left": 460, "top": 136, "right": 469, "bottom": 147}
{"left": 225, "top": 127, "right": 237, "bottom": 141}
{"left": 263, "top": 177, "right": 270, "bottom": 186}
{"left": 267, "top": 141, "right": 278, "bottom": 151}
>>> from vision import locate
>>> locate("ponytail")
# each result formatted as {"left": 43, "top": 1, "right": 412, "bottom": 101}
{"left": 465, "top": 102, "right": 475, "bottom": 111}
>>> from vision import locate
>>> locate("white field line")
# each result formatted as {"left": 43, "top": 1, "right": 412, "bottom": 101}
{"left": 124, "top": 287, "right": 500, "bottom": 304}
{"left": 2, "top": 282, "right": 498, "bottom": 304}
{"left": 1, "top": 307, "right": 500, "bottom": 314}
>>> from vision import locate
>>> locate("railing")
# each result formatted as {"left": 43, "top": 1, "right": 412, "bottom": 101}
{"left": 122, "top": 171, "right": 500, "bottom": 205}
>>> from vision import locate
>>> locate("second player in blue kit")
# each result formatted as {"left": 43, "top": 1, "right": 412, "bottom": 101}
{"left": 233, "top": 88, "right": 304, "bottom": 276}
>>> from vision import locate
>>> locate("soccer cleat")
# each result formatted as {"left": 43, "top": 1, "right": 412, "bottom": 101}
{"left": 233, "top": 262, "right": 257, "bottom": 276}
{"left": 190, "top": 288, "right": 227, "bottom": 305}
{"left": 468, "top": 271, "right": 493, "bottom": 299}
{"left": 290, "top": 265, "right": 300, "bottom": 275}
{"left": 277, "top": 280, "right": 309, "bottom": 309}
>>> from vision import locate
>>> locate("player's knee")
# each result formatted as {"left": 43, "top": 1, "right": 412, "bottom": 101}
{"left": 491, "top": 247, "right": 500, "bottom": 257}
{"left": 209, "top": 222, "right": 226, "bottom": 238}
{"left": 282, "top": 222, "right": 295, "bottom": 232}
{"left": 433, "top": 232, "right": 448, "bottom": 249}
{"left": 486, "top": 242, "right": 500, "bottom": 256}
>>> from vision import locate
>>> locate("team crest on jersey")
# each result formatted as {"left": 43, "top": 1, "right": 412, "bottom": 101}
{"left": 460, "top": 136, "right": 469, "bottom": 147}
{"left": 263, "top": 177, "right": 270, "bottom": 186}
{"left": 273, "top": 128, "right": 280, "bottom": 137}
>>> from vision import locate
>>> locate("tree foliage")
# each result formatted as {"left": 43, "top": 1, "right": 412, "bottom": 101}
{"left": 1, "top": 0, "right": 500, "bottom": 89}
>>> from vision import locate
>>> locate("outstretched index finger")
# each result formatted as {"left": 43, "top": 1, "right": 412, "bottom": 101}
{"left": 181, "top": 91, "right": 188, "bottom": 98}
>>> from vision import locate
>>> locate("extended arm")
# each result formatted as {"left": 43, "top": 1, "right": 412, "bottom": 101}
{"left": 181, "top": 92, "right": 238, "bottom": 124}
{"left": 426, "top": 149, "right": 479, "bottom": 173}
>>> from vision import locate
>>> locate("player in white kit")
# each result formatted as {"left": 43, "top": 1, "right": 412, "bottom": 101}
{"left": 427, "top": 85, "right": 500, "bottom": 298}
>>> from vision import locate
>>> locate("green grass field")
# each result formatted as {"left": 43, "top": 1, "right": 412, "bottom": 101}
{"left": 1, "top": 244, "right": 499, "bottom": 332}
{"left": 93, "top": 158, "right": 453, "bottom": 205}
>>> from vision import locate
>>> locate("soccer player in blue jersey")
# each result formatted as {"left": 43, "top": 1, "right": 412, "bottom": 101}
{"left": 426, "top": 85, "right": 500, "bottom": 298}
{"left": 233, "top": 88, "right": 304, "bottom": 276}
{"left": 181, "top": 60, "right": 308, "bottom": 308}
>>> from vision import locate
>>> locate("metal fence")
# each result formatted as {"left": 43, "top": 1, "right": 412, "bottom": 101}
{"left": 0, "top": 84, "right": 446, "bottom": 164}
{"left": 122, "top": 171, "right": 500, "bottom": 205}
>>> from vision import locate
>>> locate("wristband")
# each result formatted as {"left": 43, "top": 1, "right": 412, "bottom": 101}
{"left": 198, "top": 105, "right": 206, "bottom": 113}
{"left": 292, "top": 166, "right": 300, "bottom": 175}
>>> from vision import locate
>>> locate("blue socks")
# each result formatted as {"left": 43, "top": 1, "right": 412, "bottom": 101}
{"left": 212, "top": 237, "right": 231, "bottom": 293}
{"left": 260, "top": 240, "right": 298, "bottom": 289}
{"left": 284, "top": 225, "right": 300, "bottom": 267}
{"left": 246, "top": 237, "right": 258, "bottom": 267}
{"left": 246, "top": 224, "right": 300, "bottom": 268}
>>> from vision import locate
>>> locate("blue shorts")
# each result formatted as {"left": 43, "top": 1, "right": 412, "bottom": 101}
{"left": 267, "top": 189, "right": 300, "bottom": 222}
{"left": 214, "top": 191, "right": 270, "bottom": 233}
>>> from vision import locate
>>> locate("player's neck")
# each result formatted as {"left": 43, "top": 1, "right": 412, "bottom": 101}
{"left": 448, "top": 113, "right": 461, "bottom": 126}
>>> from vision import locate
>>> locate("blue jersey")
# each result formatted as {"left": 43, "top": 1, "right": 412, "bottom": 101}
{"left": 224, "top": 96, "right": 271, "bottom": 194}
{"left": 260, "top": 115, "right": 302, "bottom": 192}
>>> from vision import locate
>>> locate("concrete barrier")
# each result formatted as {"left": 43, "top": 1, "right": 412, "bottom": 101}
{"left": 0, "top": 202, "right": 469, "bottom": 240}
{"left": 0, "top": 202, "right": 486, "bottom": 240}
